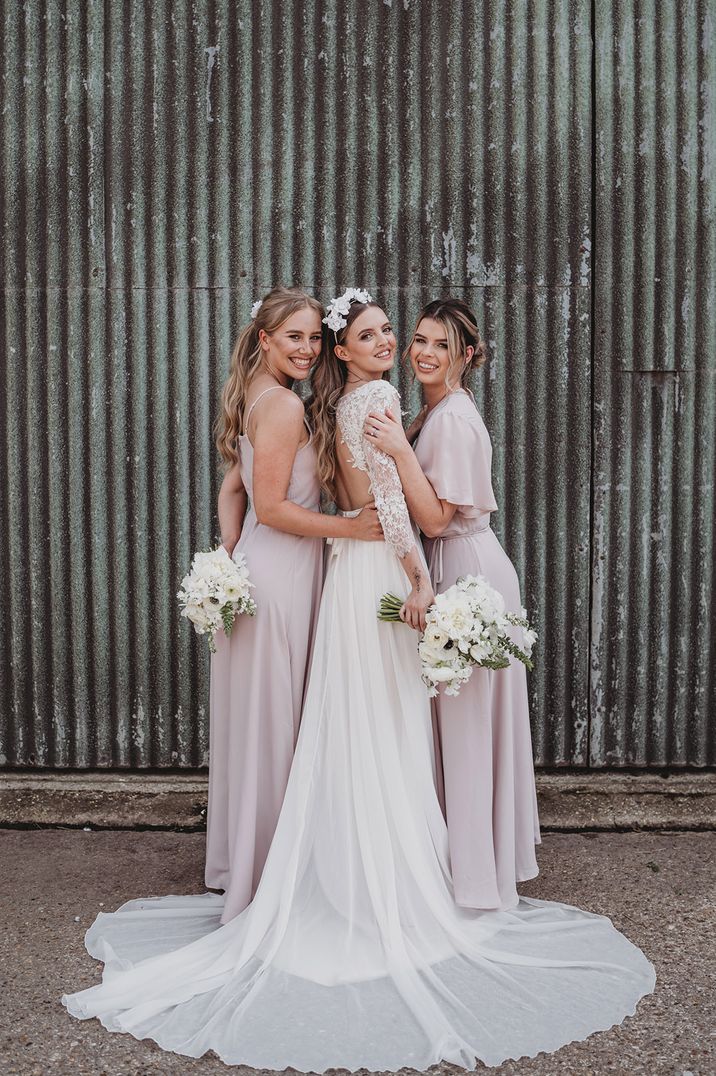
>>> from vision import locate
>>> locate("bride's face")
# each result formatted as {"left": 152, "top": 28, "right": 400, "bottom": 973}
{"left": 336, "top": 307, "right": 396, "bottom": 379}
{"left": 259, "top": 307, "right": 323, "bottom": 382}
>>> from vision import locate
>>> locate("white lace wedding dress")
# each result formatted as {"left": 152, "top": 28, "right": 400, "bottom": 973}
{"left": 62, "top": 380, "right": 655, "bottom": 1070}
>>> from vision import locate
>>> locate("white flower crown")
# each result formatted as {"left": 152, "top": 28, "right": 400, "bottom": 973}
{"left": 250, "top": 299, "right": 263, "bottom": 319}
{"left": 323, "top": 287, "right": 373, "bottom": 333}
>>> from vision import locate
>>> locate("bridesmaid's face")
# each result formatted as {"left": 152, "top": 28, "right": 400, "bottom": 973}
{"left": 409, "top": 317, "right": 452, "bottom": 389}
{"left": 336, "top": 306, "right": 396, "bottom": 378}
{"left": 259, "top": 307, "right": 323, "bottom": 381}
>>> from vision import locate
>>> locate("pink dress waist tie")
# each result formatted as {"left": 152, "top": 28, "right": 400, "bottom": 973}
{"left": 428, "top": 523, "right": 491, "bottom": 585}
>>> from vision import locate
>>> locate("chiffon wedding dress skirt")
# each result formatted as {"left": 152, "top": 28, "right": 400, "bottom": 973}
{"left": 62, "top": 530, "right": 655, "bottom": 1070}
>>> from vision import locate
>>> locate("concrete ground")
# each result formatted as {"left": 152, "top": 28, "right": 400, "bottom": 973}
{"left": 0, "top": 829, "right": 713, "bottom": 1076}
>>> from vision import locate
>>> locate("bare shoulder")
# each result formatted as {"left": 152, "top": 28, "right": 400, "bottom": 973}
{"left": 255, "top": 386, "right": 305, "bottom": 423}
{"left": 249, "top": 387, "right": 306, "bottom": 451}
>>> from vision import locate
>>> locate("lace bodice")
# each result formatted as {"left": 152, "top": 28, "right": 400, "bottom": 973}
{"left": 336, "top": 381, "right": 415, "bottom": 558}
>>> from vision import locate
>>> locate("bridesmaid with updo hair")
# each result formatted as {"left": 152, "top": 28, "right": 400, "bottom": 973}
{"left": 364, "top": 296, "right": 541, "bottom": 910}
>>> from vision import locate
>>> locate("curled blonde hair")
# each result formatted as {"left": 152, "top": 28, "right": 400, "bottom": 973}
{"left": 405, "top": 297, "right": 488, "bottom": 391}
{"left": 306, "top": 299, "right": 383, "bottom": 500}
{"left": 215, "top": 287, "right": 325, "bottom": 468}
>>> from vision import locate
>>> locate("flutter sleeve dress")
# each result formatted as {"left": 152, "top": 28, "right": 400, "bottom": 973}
{"left": 413, "top": 388, "right": 541, "bottom": 910}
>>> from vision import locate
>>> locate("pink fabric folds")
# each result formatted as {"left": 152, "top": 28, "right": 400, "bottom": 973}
{"left": 204, "top": 428, "right": 324, "bottom": 922}
{"left": 415, "top": 389, "right": 541, "bottom": 910}
{"left": 417, "top": 392, "right": 497, "bottom": 525}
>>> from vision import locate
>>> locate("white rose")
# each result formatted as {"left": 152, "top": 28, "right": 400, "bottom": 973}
{"left": 415, "top": 641, "right": 443, "bottom": 667}
{"left": 192, "top": 549, "right": 217, "bottom": 568}
{"left": 425, "top": 666, "right": 458, "bottom": 684}
{"left": 439, "top": 607, "right": 472, "bottom": 638}
{"left": 422, "top": 625, "right": 449, "bottom": 649}
{"left": 188, "top": 574, "right": 212, "bottom": 598}
{"left": 186, "top": 605, "right": 209, "bottom": 630}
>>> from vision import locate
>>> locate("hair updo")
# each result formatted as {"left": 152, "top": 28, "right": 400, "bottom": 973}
{"left": 408, "top": 297, "right": 488, "bottom": 391}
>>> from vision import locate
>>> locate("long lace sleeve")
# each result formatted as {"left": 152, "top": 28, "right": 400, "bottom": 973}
{"left": 336, "top": 381, "right": 415, "bottom": 559}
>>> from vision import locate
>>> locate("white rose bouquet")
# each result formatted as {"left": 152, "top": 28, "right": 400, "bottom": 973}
{"left": 378, "top": 574, "right": 537, "bottom": 697}
{"left": 178, "top": 546, "right": 256, "bottom": 653}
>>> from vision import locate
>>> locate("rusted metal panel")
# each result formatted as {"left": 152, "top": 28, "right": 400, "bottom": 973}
{"left": 1, "top": 0, "right": 105, "bottom": 287}
{"left": 592, "top": 0, "right": 716, "bottom": 764}
{"left": 476, "top": 285, "right": 592, "bottom": 766}
{"left": 3, "top": 0, "right": 711, "bottom": 771}
{"left": 97, "top": 0, "right": 591, "bottom": 292}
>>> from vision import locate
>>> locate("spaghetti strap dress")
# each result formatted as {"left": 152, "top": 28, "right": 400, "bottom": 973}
{"left": 204, "top": 386, "right": 324, "bottom": 921}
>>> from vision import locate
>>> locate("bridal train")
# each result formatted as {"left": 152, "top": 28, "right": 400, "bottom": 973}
{"left": 62, "top": 380, "right": 655, "bottom": 1070}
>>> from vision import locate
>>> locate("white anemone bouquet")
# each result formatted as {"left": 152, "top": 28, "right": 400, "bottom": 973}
{"left": 378, "top": 574, "right": 537, "bottom": 697}
{"left": 178, "top": 546, "right": 256, "bottom": 653}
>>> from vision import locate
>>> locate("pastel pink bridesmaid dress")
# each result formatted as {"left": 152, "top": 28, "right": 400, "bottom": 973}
{"left": 413, "top": 388, "right": 541, "bottom": 910}
{"left": 204, "top": 386, "right": 324, "bottom": 921}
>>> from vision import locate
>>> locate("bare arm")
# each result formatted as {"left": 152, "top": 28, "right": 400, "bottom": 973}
{"left": 397, "top": 545, "right": 434, "bottom": 631}
{"left": 252, "top": 391, "right": 382, "bottom": 541}
{"left": 364, "top": 408, "right": 457, "bottom": 538}
{"left": 218, "top": 462, "right": 248, "bottom": 556}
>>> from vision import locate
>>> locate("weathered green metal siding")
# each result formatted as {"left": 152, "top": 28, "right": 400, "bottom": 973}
{"left": 592, "top": 0, "right": 716, "bottom": 764}
{"left": 0, "top": 1, "right": 712, "bottom": 769}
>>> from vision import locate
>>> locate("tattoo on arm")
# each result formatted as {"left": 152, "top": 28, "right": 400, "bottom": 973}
{"left": 412, "top": 567, "right": 422, "bottom": 593}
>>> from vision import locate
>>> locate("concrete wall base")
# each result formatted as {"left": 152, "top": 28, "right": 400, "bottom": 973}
{"left": 1, "top": 771, "right": 715, "bottom": 831}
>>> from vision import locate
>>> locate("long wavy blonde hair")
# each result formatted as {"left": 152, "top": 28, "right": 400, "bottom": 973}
{"left": 215, "top": 287, "right": 325, "bottom": 468}
{"left": 306, "top": 300, "right": 383, "bottom": 500}
{"left": 405, "top": 297, "right": 488, "bottom": 391}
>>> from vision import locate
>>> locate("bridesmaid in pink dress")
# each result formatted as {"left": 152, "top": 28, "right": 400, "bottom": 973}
{"left": 364, "top": 297, "right": 540, "bottom": 911}
{"left": 208, "top": 287, "right": 382, "bottom": 922}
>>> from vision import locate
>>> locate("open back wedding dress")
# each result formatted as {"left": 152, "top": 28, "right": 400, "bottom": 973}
{"left": 62, "top": 380, "right": 655, "bottom": 1070}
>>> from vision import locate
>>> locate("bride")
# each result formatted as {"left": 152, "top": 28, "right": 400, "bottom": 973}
{"left": 62, "top": 290, "right": 655, "bottom": 1071}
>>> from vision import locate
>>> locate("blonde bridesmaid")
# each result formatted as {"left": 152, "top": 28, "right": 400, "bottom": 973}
{"left": 208, "top": 287, "right": 382, "bottom": 921}
{"left": 363, "top": 297, "right": 540, "bottom": 910}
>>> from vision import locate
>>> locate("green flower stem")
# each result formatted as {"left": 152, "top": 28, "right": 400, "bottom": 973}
{"left": 377, "top": 593, "right": 404, "bottom": 622}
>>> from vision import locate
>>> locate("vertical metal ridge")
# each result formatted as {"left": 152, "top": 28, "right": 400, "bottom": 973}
{"left": 592, "top": 0, "right": 715, "bottom": 766}
{"left": 588, "top": 0, "right": 597, "bottom": 770}
{"left": 1, "top": 1, "right": 711, "bottom": 769}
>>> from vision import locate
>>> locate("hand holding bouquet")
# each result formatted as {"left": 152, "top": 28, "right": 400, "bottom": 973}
{"left": 178, "top": 547, "right": 256, "bottom": 653}
{"left": 378, "top": 574, "right": 537, "bottom": 697}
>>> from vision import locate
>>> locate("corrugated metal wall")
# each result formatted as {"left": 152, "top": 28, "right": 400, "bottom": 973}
{"left": 0, "top": 1, "right": 713, "bottom": 769}
{"left": 592, "top": 0, "right": 715, "bottom": 765}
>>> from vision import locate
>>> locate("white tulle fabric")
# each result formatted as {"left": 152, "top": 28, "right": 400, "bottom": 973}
{"left": 62, "top": 535, "right": 655, "bottom": 1070}
{"left": 337, "top": 380, "right": 415, "bottom": 558}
